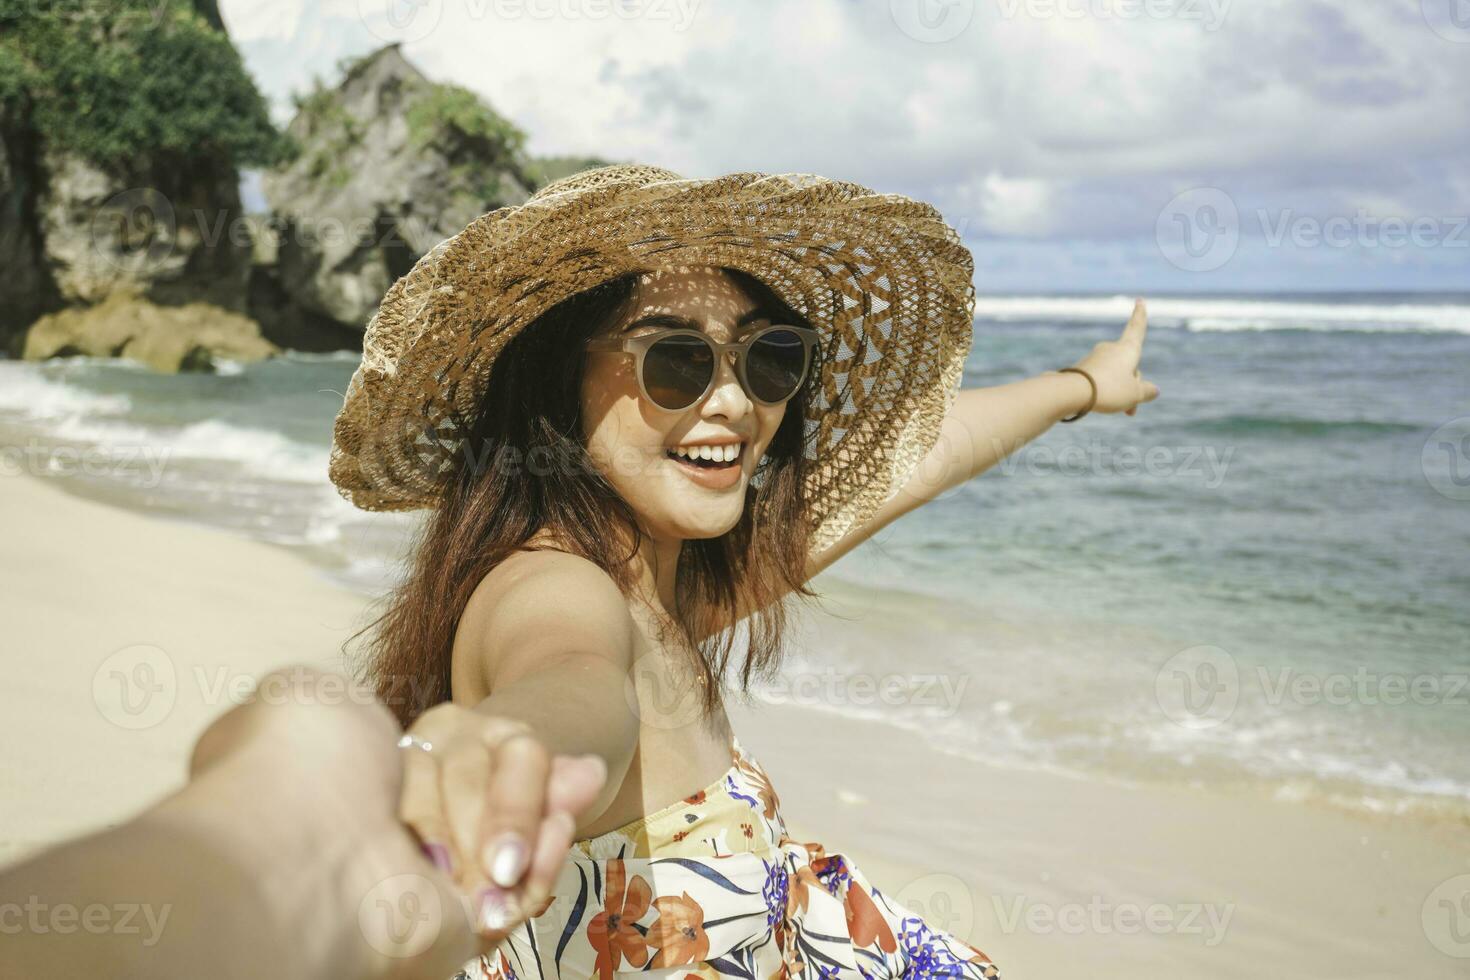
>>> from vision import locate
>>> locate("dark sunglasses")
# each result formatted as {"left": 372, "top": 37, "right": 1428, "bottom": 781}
{"left": 585, "top": 324, "right": 820, "bottom": 412}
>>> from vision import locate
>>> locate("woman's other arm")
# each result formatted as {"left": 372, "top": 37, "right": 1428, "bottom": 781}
{"left": 398, "top": 550, "right": 640, "bottom": 929}
{"left": 805, "top": 299, "right": 1161, "bottom": 576}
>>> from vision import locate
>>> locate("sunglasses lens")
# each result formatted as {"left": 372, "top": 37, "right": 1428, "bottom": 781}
{"left": 643, "top": 334, "right": 714, "bottom": 410}
{"left": 746, "top": 329, "right": 809, "bottom": 403}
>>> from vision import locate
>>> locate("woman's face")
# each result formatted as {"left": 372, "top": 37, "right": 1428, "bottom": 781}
{"left": 580, "top": 265, "right": 789, "bottom": 543}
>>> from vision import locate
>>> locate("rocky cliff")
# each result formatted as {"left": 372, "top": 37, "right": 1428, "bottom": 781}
{"left": 0, "top": 0, "right": 284, "bottom": 370}
{"left": 258, "top": 44, "right": 610, "bottom": 338}
{"left": 2, "top": 9, "right": 613, "bottom": 371}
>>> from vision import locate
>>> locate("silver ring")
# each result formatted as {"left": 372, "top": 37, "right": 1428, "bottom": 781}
{"left": 397, "top": 733, "right": 434, "bottom": 754}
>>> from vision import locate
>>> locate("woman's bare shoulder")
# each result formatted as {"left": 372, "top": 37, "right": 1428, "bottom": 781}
{"left": 452, "top": 536, "right": 637, "bottom": 700}
{"left": 468, "top": 531, "right": 614, "bottom": 611}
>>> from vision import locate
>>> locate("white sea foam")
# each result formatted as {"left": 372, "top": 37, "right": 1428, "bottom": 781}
{"left": 279, "top": 349, "right": 365, "bottom": 364}
{"left": 154, "top": 419, "right": 328, "bottom": 484}
{"left": 0, "top": 364, "right": 134, "bottom": 419}
{"left": 972, "top": 295, "right": 1470, "bottom": 333}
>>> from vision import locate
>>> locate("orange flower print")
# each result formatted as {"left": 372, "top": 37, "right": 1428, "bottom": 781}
{"left": 845, "top": 883, "right": 897, "bottom": 953}
{"left": 647, "top": 891, "right": 709, "bottom": 968}
{"left": 778, "top": 840, "right": 827, "bottom": 919}
{"left": 961, "top": 942, "right": 1001, "bottom": 978}
{"left": 586, "top": 859, "right": 652, "bottom": 980}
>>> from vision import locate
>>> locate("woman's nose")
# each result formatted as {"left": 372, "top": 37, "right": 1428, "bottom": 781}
{"left": 701, "top": 351, "right": 750, "bottom": 418}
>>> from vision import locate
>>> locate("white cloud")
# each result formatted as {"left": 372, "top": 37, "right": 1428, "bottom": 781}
{"left": 220, "top": 0, "right": 1470, "bottom": 288}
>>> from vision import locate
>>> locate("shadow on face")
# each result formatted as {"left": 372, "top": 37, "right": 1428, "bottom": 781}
{"left": 580, "top": 265, "right": 790, "bottom": 544}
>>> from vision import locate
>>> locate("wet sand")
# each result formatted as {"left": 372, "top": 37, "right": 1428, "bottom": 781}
{"left": 4, "top": 471, "right": 1468, "bottom": 978}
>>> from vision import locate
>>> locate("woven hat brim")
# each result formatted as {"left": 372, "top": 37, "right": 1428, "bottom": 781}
{"left": 328, "top": 167, "right": 976, "bottom": 556}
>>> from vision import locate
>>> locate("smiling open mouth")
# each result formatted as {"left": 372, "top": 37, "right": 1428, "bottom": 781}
{"left": 665, "top": 444, "right": 744, "bottom": 470}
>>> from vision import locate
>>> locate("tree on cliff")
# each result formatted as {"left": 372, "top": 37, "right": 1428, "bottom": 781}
{"left": 0, "top": 0, "right": 289, "bottom": 175}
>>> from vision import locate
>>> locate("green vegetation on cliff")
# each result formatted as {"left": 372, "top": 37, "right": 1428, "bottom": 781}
{"left": 406, "top": 82, "right": 526, "bottom": 159}
{"left": 285, "top": 49, "right": 534, "bottom": 198}
{"left": 0, "top": 0, "right": 288, "bottom": 171}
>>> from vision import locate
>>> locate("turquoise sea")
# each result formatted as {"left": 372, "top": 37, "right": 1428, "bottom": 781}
{"left": 2, "top": 292, "right": 1467, "bottom": 823}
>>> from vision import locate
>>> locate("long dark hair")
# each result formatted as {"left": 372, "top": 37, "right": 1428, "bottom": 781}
{"left": 350, "top": 267, "right": 824, "bottom": 727}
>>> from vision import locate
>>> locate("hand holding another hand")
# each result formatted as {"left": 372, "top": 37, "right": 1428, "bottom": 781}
{"left": 397, "top": 702, "right": 608, "bottom": 941}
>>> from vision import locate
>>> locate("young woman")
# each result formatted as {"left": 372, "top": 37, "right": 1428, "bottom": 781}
{"left": 329, "top": 164, "right": 1159, "bottom": 980}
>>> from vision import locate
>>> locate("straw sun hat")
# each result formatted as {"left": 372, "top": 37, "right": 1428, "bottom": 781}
{"left": 327, "top": 163, "right": 977, "bottom": 556}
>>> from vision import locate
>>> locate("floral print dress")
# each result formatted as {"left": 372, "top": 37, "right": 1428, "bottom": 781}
{"left": 452, "top": 734, "right": 1000, "bottom": 980}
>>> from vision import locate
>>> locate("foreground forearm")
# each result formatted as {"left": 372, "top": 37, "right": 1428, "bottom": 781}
{"left": 1, "top": 804, "right": 283, "bottom": 978}
{"left": 1, "top": 738, "right": 472, "bottom": 980}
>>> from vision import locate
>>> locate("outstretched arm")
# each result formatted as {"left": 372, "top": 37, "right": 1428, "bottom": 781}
{"left": 806, "top": 299, "right": 1161, "bottom": 576}
{"left": 0, "top": 666, "right": 608, "bottom": 980}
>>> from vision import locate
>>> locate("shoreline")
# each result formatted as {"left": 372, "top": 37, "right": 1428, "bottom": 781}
{"left": 3, "top": 359, "right": 1467, "bottom": 829}
{"left": 4, "top": 470, "right": 1470, "bottom": 977}
{"left": 745, "top": 694, "right": 1470, "bottom": 978}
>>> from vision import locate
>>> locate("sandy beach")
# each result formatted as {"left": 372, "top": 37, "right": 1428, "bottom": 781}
{"left": 3, "top": 470, "right": 1468, "bottom": 979}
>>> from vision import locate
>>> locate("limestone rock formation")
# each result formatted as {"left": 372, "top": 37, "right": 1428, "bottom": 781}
{"left": 1, "top": 0, "right": 276, "bottom": 366}
{"left": 260, "top": 44, "right": 543, "bottom": 333}
{"left": 2, "top": 18, "right": 616, "bottom": 364}
{"left": 23, "top": 289, "right": 278, "bottom": 373}
{"left": 0, "top": 87, "right": 59, "bottom": 356}
{"left": 35, "top": 143, "right": 252, "bottom": 315}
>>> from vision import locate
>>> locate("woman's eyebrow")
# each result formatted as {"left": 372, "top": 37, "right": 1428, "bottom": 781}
{"left": 621, "top": 309, "right": 773, "bottom": 334}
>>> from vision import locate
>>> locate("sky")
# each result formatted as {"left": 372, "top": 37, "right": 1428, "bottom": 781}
{"left": 222, "top": 0, "right": 1470, "bottom": 294}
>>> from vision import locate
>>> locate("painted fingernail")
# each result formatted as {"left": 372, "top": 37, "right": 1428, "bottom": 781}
{"left": 476, "top": 885, "right": 516, "bottom": 933}
{"left": 421, "top": 840, "right": 454, "bottom": 875}
{"left": 485, "top": 833, "right": 528, "bottom": 887}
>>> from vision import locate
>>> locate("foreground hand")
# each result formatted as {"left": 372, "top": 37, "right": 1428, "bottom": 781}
{"left": 186, "top": 667, "right": 582, "bottom": 979}
{"left": 1067, "top": 298, "right": 1162, "bottom": 416}
{"left": 398, "top": 702, "right": 607, "bottom": 941}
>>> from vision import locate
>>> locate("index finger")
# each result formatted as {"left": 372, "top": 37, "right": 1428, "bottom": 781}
{"left": 481, "top": 732, "right": 551, "bottom": 889}
{"left": 1121, "top": 297, "right": 1148, "bottom": 348}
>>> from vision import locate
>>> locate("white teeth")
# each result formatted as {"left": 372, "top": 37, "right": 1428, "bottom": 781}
{"left": 671, "top": 443, "right": 741, "bottom": 463}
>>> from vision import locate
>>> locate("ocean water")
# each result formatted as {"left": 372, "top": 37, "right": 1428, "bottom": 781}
{"left": 2, "top": 292, "right": 1467, "bottom": 824}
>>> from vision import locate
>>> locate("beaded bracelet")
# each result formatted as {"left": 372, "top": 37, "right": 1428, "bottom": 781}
{"left": 1056, "top": 367, "right": 1096, "bottom": 423}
